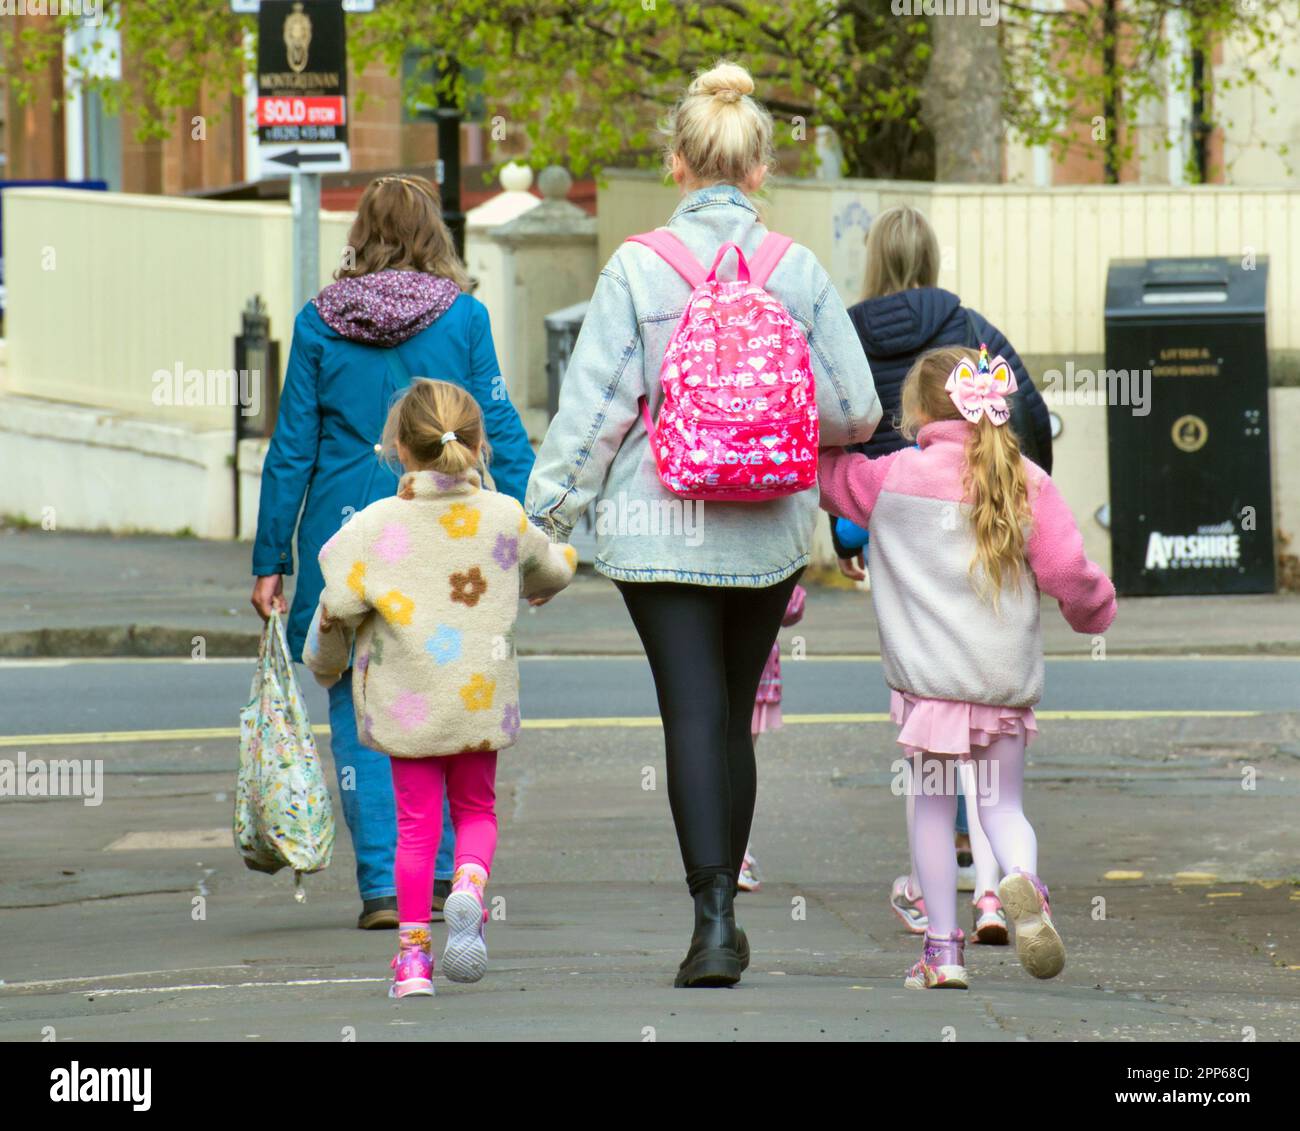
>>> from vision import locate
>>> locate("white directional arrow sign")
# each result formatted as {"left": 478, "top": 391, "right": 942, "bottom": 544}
{"left": 260, "top": 142, "right": 351, "bottom": 173}
{"left": 231, "top": 1, "right": 374, "bottom": 11}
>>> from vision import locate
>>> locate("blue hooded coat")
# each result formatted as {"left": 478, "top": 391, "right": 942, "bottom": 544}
{"left": 252, "top": 271, "right": 534, "bottom": 660}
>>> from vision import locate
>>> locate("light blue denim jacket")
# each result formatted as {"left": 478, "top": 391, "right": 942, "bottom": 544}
{"left": 525, "top": 184, "right": 881, "bottom": 587}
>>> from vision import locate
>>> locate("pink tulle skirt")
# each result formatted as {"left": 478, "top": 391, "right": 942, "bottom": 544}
{"left": 752, "top": 700, "right": 782, "bottom": 735}
{"left": 890, "top": 689, "right": 1037, "bottom": 758}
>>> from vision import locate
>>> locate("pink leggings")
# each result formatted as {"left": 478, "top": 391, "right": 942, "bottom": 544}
{"left": 390, "top": 749, "right": 498, "bottom": 924}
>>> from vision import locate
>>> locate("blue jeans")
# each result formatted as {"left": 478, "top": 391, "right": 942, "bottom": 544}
{"left": 327, "top": 670, "right": 455, "bottom": 901}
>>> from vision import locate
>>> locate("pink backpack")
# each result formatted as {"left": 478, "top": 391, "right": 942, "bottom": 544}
{"left": 626, "top": 229, "right": 819, "bottom": 502}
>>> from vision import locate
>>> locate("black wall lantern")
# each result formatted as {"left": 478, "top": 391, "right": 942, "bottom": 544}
{"left": 235, "top": 295, "right": 281, "bottom": 442}
{"left": 234, "top": 295, "right": 281, "bottom": 533}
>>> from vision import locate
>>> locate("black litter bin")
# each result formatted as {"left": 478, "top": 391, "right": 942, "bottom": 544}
{"left": 1104, "top": 256, "right": 1274, "bottom": 595}
{"left": 544, "top": 300, "right": 589, "bottom": 419}
{"left": 543, "top": 300, "right": 596, "bottom": 562}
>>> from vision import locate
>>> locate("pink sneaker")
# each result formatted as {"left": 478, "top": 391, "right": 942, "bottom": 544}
{"left": 389, "top": 927, "right": 434, "bottom": 998}
{"left": 442, "top": 865, "right": 489, "bottom": 984}
{"left": 971, "top": 891, "right": 1009, "bottom": 945}
{"left": 890, "top": 875, "right": 928, "bottom": 934}
{"left": 904, "top": 929, "right": 968, "bottom": 990}
{"left": 998, "top": 869, "right": 1065, "bottom": 979}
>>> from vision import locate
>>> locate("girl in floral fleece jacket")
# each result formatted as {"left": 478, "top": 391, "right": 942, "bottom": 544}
{"left": 305, "top": 379, "right": 575, "bottom": 998}
{"left": 820, "top": 345, "right": 1116, "bottom": 993}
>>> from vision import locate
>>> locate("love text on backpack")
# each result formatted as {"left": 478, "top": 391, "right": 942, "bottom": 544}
{"left": 627, "top": 231, "right": 819, "bottom": 502}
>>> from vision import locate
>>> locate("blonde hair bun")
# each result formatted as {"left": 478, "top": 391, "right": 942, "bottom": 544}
{"left": 689, "top": 61, "right": 755, "bottom": 102}
{"left": 665, "top": 60, "right": 773, "bottom": 189}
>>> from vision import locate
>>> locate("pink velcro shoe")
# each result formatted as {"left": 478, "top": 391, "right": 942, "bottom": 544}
{"left": 389, "top": 927, "right": 434, "bottom": 999}
{"left": 442, "top": 865, "right": 489, "bottom": 984}
{"left": 904, "top": 928, "right": 968, "bottom": 989}
{"left": 972, "top": 891, "right": 1009, "bottom": 945}
{"left": 998, "top": 869, "right": 1066, "bottom": 979}
{"left": 890, "top": 875, "right": 929, "bottom": 934}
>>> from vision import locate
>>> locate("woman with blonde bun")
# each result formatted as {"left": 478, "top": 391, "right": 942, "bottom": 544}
{"left": 528, "top": 60, "right": 881, "bottom": 987}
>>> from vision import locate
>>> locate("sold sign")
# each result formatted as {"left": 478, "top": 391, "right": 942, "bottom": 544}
{"left": 256, "top": 96, "right": 347, "bottom": 128}
{"left": 256, "top": 0, "right": 351, "bottom": 175}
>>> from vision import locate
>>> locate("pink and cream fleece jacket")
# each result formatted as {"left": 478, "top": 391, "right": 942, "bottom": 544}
{"left": 303, "top": 468, "right": 577, "bottom": 758}
{"left": 819, "top": 419, "right": 1117, "bottom": 708}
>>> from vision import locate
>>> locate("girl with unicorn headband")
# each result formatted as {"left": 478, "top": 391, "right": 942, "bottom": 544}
{"left": 818, "top": 344, "right": 1117, "bottom": 991}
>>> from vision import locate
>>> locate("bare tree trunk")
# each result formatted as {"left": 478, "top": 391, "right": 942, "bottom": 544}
{"left": 921, "top": 14, "right": 1003, "bottom": 183}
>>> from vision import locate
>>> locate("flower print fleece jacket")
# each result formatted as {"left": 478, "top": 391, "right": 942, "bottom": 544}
{"left": 819, "top": 419, "right": 1117, "bottom": 708}
{"left": 303, "top": 468, "right": 577, "bottom": 758}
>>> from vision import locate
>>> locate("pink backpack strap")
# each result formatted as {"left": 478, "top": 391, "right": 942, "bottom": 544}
{"left": 625, "top": 230, "right": 707, "bottom": 288}
{"left": 748, "top": 232, "right": 794, "bottom": 288}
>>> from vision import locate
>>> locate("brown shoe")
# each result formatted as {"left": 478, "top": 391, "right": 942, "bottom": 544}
{"left": 357, "top": 897, "right": 398, "bottom": 930}
{"left": 431, "top": 878, "right": 451, "bottom": 923}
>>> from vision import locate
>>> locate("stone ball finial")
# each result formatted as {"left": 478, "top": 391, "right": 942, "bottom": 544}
{"left": 537, "top": 165, "right": 573, "bottom": 202}
{"left": 499, "top": 162, "right": 534, "bottom": 193}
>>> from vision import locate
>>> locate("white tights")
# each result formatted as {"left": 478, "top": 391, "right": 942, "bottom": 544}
{"left": 905, "top": 763, "right": 1001, "bottom": 898}
{"left": 908, "top": 732, "right": 1039, "bottom": 937}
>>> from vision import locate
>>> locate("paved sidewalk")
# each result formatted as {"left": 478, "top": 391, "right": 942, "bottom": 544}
{"left": 2, "top": 526, "right": 1299, "bottom": 657}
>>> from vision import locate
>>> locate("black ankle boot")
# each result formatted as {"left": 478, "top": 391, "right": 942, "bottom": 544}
{"left": 675, "top": 873, "right": 742, "bottom": 988}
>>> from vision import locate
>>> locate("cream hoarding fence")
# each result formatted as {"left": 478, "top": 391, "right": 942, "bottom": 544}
{"left": 1, "top": 188, "right": 355, "bottom": 430}
{"left": 4, "top": 179, "right": 1297, "bottom": 560}
{"left": 11, "top": 177, "right": 1297, "bottom": 435}
{"left": 597, "top": 169, "right": 1300, "bottom": 361}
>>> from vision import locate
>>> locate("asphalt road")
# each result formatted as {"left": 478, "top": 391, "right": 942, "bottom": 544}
{"left": 0, "top": 656, "right": 1297, "bottom": 738}
{"left": 1, "top": 654, "right": 1297, "bottom": 1042}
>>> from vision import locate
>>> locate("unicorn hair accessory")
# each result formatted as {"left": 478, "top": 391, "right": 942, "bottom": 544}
{"left": 945, "top": 343, "right": 1018, "bottom": 426}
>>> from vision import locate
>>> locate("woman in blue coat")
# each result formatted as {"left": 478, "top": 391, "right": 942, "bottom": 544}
{"left": 250, "top": 174, "right": 534, "bottom": 929}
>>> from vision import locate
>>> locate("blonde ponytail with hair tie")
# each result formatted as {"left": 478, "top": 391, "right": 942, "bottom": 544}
{"left": 379, "top": 378, "right": 490, "bottom": 478}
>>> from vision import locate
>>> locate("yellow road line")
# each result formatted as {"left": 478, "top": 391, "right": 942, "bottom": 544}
{"left": 0, "top": 708, "right": 1265, "bottom": 748}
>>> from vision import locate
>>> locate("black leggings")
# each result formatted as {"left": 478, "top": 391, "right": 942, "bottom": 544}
{"left": 616, "top": 572, "right": 804, "bottom": 895}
